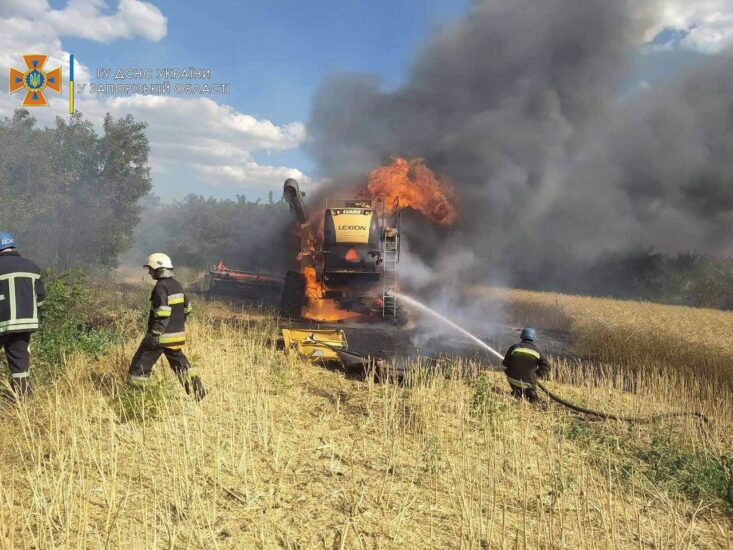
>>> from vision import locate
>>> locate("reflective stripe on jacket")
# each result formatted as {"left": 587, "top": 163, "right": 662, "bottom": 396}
{"left": 147, "top": 277, "right": 190, "bottom": 348}
{"left": 0, "top": 252, "right": 45, "bottom": 336}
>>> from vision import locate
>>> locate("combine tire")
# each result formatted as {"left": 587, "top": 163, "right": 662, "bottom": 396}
{"left": 280, "top": 271, "right": 306, "bottom": 318}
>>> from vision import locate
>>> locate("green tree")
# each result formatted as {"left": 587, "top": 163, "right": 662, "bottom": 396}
{"left": 0, "top": 109, "right": 152, "bottom": 270}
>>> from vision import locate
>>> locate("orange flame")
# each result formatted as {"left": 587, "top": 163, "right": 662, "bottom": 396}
{"left": 367, "top": 157, "right": 457, "bottom": 225}
{"left": 302, "top": 267, "right": 360, "bottom": 322}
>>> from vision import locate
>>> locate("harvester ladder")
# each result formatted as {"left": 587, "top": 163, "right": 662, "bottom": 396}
{"left": 382, "top": 197, "right": 400, "bottom": 318}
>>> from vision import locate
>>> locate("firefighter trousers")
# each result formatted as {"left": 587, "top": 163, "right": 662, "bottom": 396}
{"left": 128, "top": 336, "right": 191, "bottom": 386}
{"left": 0, "top": 333, "right": 31, "bottom": 379}
{"left": 509, "top": 383, "right": 539, "bottom": 403}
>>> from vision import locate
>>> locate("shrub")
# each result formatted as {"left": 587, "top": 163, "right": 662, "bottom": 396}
{"left": 29, "top": 270, "right": 140, "bottom": 383}
{"left": 638, "top": 436, "right": 732, "bottom": 503}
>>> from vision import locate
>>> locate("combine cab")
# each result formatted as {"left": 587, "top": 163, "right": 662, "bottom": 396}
{"left": 280, "top": 178, "right": 402, "bottom": 322}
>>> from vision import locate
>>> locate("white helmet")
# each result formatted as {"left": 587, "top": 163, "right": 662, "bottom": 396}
{"left": 143, "top": 252, "right": 173, "bottom": 270}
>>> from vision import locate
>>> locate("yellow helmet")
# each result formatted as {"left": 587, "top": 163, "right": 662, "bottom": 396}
{"left": 143, "top": 252, "right": 173, "bottom": 270}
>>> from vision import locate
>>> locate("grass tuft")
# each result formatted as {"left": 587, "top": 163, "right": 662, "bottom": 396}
{"left": 112, "top": 375, "right": 173, "bottom": 423}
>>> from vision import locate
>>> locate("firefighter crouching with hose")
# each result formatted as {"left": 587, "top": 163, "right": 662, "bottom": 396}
{"left": 502, "top": 327, "right": 550, "bottom": 403}
{"left": 128, "top": 253, "right": 206, "bottom": 401}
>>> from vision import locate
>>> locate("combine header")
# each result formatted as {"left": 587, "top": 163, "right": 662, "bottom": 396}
{"left": 201, "top": 261, "right": 283, "bottom": 300}
{"left": 280, "top": 328, "right": 388, "bottom": 372}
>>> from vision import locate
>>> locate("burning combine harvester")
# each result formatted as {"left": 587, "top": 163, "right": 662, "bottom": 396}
{"left": 280, "top": 178, "right": 402, "bottom": 323}
{"left": 201, "top": 157, "right": 457, "bottom": 328}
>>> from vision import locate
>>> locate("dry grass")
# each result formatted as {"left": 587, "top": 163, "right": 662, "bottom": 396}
{"left": 0, "top": 293, "right": 731, "bottom": 548}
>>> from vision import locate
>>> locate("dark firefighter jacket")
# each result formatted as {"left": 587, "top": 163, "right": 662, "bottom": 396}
{"left": 0, "top": 251, "right": 45, "bottom": 336}
{"left": 147, "top": 277, "right": 192, "bottom": 349}
{"left": 502, "top": 340, "right": 550, "bottom": 389}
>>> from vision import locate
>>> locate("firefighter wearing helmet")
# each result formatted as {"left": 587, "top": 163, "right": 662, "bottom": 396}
{"left": 0, "top": 232, "right": 45, "bottom": 400}
{"left": 502, "top": 327, "right": 550, "bottom": 403}
{"left": 128, "top": 253, "right": 206, "bottom": 400}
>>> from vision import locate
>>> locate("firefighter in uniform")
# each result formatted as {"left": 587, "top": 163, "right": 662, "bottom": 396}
{"left": 128, "top": 253, "right": 206, "bottom": 400}
{"left": 502, "top": 328, "right": 550, "bottom": 403}
{"left": 0, "top": 232, "right": 45, "bottom": 398}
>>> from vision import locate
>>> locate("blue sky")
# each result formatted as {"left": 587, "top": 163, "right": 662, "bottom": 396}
{"left": 1, "top": 1, "right": 731, "bottom": 201}
{"left": 60, "top": 0, "right": 470, "bottom": 119}
{"left": 42, "top": 0, "right": 471, "bottom": 198}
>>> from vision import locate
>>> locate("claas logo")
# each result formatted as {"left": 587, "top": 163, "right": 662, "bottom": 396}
{"left": 333, "top": 209, "right": 370, "bottom": 215}
{"left": 9, "top": 54, "right": 62, "bottom": 107}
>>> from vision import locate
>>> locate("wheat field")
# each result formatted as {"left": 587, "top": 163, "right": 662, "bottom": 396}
{"left": 0, "top": 291, "right": 731, "bottom": 548}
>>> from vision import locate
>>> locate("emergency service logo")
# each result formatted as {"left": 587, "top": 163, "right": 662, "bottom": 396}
{"left": 9, "top": 55, "right": 62, "bottom": 107}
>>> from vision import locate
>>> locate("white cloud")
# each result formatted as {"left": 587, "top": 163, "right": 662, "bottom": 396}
{"left": 0, "top": 0, "right": 49, "bottom": 18}
{"left": 104, "top": 95, "right": 305, "bottom": 153}
{"left": 0, "top": 0, "right": 167, "bottom": 43}
{"left": 646, "top": 1, "right": 733, "bottom": 54}
{"left": 46, "top": 0, "right": 167, "bottom": 43}
{"left": 88, "top": 96, "right": 308, "bottom": 190}
{"left": 0, "top": 1, "right": 309, "bottom": 196}
{"left": 193, "top": 163, "right": 311, "bottom": 188}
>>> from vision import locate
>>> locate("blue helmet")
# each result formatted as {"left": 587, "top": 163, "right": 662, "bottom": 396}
{"left": 0, "top": 232, "right": 16, "bottom": 251}
{"left": 520, "top": 327, "right": 537, "bottom": 342}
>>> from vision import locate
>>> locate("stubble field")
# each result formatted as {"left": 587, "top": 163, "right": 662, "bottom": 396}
{"left": 0, "top": 285, "right": 731, "bottom": 548}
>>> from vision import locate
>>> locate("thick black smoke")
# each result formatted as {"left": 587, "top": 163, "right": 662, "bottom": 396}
{"left": 307, "top": 0, "right": 733, "bottom": 290}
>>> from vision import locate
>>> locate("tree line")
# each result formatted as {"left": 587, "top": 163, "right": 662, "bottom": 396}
{"left": 133, "top": 193, "right": 292, "bottom": 274}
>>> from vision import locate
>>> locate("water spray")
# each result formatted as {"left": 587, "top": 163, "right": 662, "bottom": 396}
{"left": 396, "top": 292, "right": 709, "bottom": 424}
{"left": 396, "top": 294, "right": 504, "bottom": 361}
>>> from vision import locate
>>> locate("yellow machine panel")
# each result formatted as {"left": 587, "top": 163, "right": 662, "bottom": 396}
{"left": 281, "top": 328, "right": 348, "bottom": 362}
{"left": 331, "top": 209, "right": 373, "bottom": 244}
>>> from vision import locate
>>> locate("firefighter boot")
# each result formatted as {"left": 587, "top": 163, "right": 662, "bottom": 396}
{"left": 189, "top": 376, "right": 207, "bottom": 402}
{"left": 182, "top": 374, "right": 207, "bottom": 402}
{"left": 10, "top": 377, "right": 33, "bottom": 400}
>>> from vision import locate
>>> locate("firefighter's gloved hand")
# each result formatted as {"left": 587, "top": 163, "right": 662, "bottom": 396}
{"left": 536, "top": 364, "right": 549, "bottom": 379}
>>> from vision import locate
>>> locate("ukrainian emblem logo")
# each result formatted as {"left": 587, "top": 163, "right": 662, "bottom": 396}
{"left": 9, "top": 54, "right": 62, "bottom": 107}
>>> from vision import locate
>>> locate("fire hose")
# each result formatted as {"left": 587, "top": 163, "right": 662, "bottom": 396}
{"left": 313, "top": 337, "right": 710, "bottom": 424}
{"left": 389, "top": 295, "right": 726, "bottom": 497}
{"left": 393, "top": 295, "right": 710, "bottom": 423}
{"left": 313, "top": 335, "right": 710, "bottom": 422}
{"left": 534, "top": 380, "right": 709, "bottom": 424}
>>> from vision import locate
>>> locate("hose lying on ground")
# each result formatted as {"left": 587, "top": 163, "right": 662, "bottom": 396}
{"left": 535, "top": 381, "right": 709, "bottom": 424}
{"left": 300, "top": 338, "right": 710, "bottom": 424}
